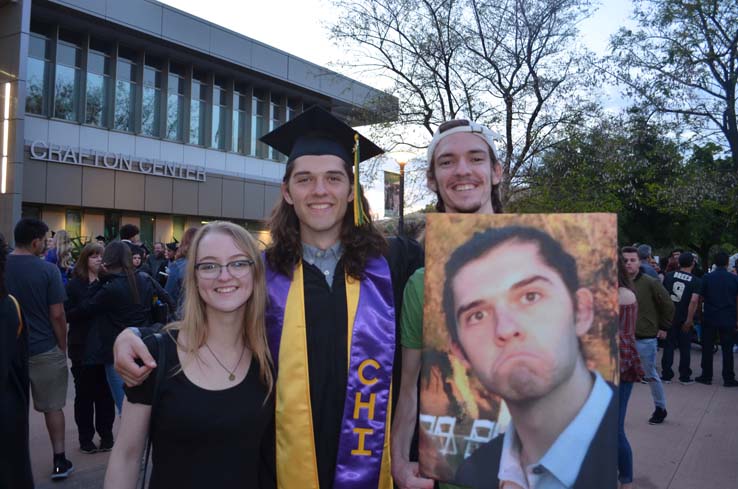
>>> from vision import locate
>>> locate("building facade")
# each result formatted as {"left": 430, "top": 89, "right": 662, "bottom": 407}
{"left": 0, "top": 0, "right": 395, "bottom": 246}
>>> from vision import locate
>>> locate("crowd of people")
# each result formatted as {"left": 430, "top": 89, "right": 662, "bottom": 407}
{"left": 1, "top": 105, "right": 737, "bottom": 489}
{"left": 1, "top": 219, "right": 193, "bottom": 486}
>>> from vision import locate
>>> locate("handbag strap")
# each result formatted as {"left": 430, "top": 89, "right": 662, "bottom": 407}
{"left": 8, "top": 294, "right": 23, "bottom": 338}
{"left": 140, "top": 332, "right": 168, "bottom": 489}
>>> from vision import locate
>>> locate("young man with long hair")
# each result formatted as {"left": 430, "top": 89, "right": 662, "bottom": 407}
{"left": 112, "top": 106, "right": 422, "bottom": 489}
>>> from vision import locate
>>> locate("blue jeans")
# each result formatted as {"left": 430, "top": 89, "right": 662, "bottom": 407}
{"left": 618, "top": 382, "right": 634, "bottom": 483}
{"left": 104, "top": 363, "right": 125, "bottom": 415}
{"left": 636, "top": 338, "right": 666, "bottom": 409}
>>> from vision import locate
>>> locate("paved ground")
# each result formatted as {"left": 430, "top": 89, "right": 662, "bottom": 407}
{"left": 28, "top": 349, "right": 738, "bottom": 488}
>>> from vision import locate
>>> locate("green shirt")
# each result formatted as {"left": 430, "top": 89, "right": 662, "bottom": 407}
{"left": 399, "top": 267, "right": 468, "bottom": 489}
{"left": 400, "top": 268, "right": 425, "bottom": 349}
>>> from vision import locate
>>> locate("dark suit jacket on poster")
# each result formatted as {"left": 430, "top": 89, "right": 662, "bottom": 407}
{"left": 453, "top": 386, "right": 618, "bottom": 489}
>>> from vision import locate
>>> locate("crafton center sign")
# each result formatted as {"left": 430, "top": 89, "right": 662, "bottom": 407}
{"left": 27, "top": 140, "right": 207, "bottom": 182}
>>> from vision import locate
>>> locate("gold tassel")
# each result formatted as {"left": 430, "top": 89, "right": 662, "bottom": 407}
{"left": 353, "top": 133, "right": 366, "bottom": 226}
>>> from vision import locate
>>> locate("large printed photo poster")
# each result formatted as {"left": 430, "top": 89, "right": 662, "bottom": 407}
{"left": 419, "top": 213, "right": 619, "bottom": 488}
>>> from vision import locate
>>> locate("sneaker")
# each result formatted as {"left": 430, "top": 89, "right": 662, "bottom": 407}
{"left": 724, "top": 380, "right": 738, "bottom": 387}
{"left": 51, "top": 458, "right": 74, "bottom": 480}
{"left": 679, "top": 378, "right": 695, "bottom": 385}
{"left": 640, "top": 378, "right": 649, "bottom": 384}
{"left": 660, "top": 376, "right": 673, "bottom": 384}
{"left": 648, "top": 407, "right": 667, "bottom": 425}
{"left": 695, "top": 376, "right": 712, "bottom": 385}
{"left": 99, "top": 437, "right": 114, "bottom": 452}
{"left": 79, "top": 441, "right": 97, "bottom": 454}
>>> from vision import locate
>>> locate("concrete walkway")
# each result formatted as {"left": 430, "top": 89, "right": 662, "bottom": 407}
{"left": 28, "top": 350, "right": 738, "bottom": 488}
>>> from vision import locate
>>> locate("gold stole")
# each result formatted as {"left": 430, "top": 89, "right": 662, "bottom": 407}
{"left": 275, "top": 263, "right": 392, "bottom": 489}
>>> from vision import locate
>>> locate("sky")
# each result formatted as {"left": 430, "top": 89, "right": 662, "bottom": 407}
{"left": 160, "top": 0, "right": 635, "bottom": 80}
{"left": 160, "top": 0, "right": 637, "bottom": 214}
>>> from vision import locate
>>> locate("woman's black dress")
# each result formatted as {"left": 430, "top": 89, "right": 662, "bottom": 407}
{"left": 125, "top": 331, "right": 275, "bottom": 489}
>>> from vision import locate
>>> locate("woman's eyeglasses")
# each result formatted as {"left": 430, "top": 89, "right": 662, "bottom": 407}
{"left": 194, "top": 259, "right": 255, "bottom": 279}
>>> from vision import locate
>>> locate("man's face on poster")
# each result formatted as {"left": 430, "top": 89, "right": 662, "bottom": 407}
{"left": 449, "top": 240, "right": 594, "bottom": 403}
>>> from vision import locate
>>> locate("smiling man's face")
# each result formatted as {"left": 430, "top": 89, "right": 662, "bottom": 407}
{"left": 281, "top": 155, "right": 353, "bottom": 247}
{"left": 450, "top": 240, "right": 592, "bottom": 403}
{"left": 428, "top": 132, "right": 502, "bottom": 214}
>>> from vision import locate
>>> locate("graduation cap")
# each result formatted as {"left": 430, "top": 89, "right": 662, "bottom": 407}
{"left": 166, "top": 242, "right": 178, "bottom": 252}
{"left": 260, "top": 106, "right": 384, "bottom": 226}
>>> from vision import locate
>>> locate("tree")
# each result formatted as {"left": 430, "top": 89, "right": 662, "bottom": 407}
{"left": 609, "top": 0, "right": 738, "bottom": 170}
{"left": 331, "top": 0, "right": 596, "bottom": 203}
{"left": 511, "top": 108, "right": 738, "bottom": 261}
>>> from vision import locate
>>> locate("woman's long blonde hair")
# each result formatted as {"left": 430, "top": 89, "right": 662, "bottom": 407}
{"left": 55, "top": 230, "right": 73, "bottom": 269}
{"left": 168, "top": 221, "right": 273, "bottom": 395}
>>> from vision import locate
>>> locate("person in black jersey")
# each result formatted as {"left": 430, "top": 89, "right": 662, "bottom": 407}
{"left": 104, "top": 222, "right": 275, "bottom": 489}
{"left": 660, "top": 252, "right": 701, "bottom": 384}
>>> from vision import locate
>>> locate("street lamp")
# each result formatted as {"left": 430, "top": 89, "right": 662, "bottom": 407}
{"left": 398, "top": 160, "right": 406, "bottom": 236}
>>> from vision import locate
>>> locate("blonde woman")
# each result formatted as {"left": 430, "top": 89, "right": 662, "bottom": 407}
{"left": 104, "top": 222, "right": 275, "bottom": 489}
{"left": 46, "top": 230, "right": 74, "bottom": 285}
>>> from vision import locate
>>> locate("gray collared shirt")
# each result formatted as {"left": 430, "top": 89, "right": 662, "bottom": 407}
{"left": 302, "top": 242, "right": 344, "bottom": 288}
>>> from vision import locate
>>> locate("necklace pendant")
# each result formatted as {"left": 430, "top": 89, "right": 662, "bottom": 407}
{"left": 229, "top": 373, "right": 236, "bottom": 381}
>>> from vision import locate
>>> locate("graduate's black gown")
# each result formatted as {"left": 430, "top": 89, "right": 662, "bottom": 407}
{"left": 303, "top": 236, "right": 424, "bottom": 489}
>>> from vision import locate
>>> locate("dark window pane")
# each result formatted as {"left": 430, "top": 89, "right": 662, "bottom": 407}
{"left": 114, "top": 80, "right": 135, "bottom": 131}
{"left": 166, "top": 92, "right": 183, "bottom": 140}
{"left": 117, "top": 60, "right": 136, "bottom": 82}
{"left": 26, "top": 57, "right": 48, "bottom": 115}
{"left": 232, "top": 109, "right": 245, "bottom": 153}
{"left": 54, "top": 64, "right": 79, "bottom": 120}
{"left": 168, "top": 74, "right": 183, "bottom": 95}
{"left": 88, "top": 51, "right": 109, "bottom": 76}
{"left": 211, "top": 105, "right": 225, "bottom": 149}
{"left": 141, "top": 86, "right": 161, "bottom": 136}
{"left": 189, "top": 97, "right": 201, "bottom": 144}
{"left": 85, "top": 72, "right": 109, "bottom": 126}
{"left": 57, "top": 42, "right": 81, "bottom": 68}
{"left": 143, "top": 66, "right": 161, "bottom": 88}
{"left": 29, "top": 34, "right": 50, "bottom": 60}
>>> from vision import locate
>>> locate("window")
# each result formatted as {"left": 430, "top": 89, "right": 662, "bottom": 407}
{"left": 86, "top": 39, "right": 112, "bottom": 127}
{"left": 54, "top": 30, "right": 82, "bottom": 121}
{"left": 287, "top": 98, "right": 301, "bottom": 122}
{"left": 65, "top": 209, "right": 82, "bottom": 238}
{"left": 166, "top": 63, "right": 185, "bottom": 141}
{"left": 104, "top": 211, "right": 121, "bottom": 242}
{"left": 142, "top": 57, "right": 162, "bottom": 137}
{"left": 211, "top": 78, "right": 226, "bottom": 149}
{"left": 232, "top": 85, "right": 247, "bottom": 153}
{"left": 139, "top": 214, "right": 155, "bottom": 248}
{"left": 190, "top": 72, "right": 208, "bottom": 145}
{"left": 251, "top": 89, "right": 266, "bottom": 158}
{"left": 26, "top": 23, "right": 52, "bottom": 115}
{"left": 114, "top": 47, "right": 137, "bottom": 132}
{"left": 172, "top": 215, "right": 185, "bottom": 242}
{"left": 269, "top": 94, "right": 285, "bottom": 161}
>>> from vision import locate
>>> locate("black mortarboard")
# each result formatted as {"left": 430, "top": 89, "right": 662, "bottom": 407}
{"left": 166, "top": 242, "right": 178, "bottom": 251}
{"left": 260, "top": 106, "right": 384, "bottom": 166}
{"left": 260, "top": 106, "right": 383, "bottom": 226}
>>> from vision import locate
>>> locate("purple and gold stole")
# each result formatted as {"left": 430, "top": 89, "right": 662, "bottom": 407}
{"left": 266, "top": 257, "right": 395, "bottom": 489}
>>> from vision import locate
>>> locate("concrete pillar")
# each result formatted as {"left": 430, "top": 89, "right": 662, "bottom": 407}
{"left": 0, "top": 0, "right": 31, "bottom": 246}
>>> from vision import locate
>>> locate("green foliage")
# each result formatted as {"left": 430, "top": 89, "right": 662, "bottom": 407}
{"left": 69, "top": 235, "right": 91, "bottom": 261}
{"left": 509, "top": 108, "right": 738, "bottom": 260}
{"left": 609, "top": 0, "right": 738, "bottom": 169}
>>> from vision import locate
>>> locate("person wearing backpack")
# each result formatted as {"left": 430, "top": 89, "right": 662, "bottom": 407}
{"left": 0, "top": 232, "right": 34, "bottom": 489}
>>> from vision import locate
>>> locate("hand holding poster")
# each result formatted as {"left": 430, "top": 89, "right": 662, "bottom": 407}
{"left": 419, "top": 213, "right": 618, "bottom": 489}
